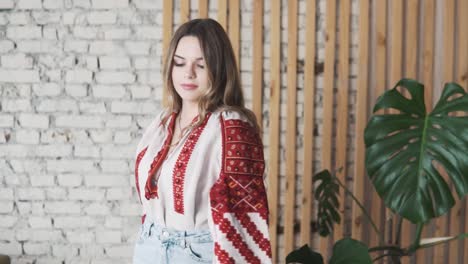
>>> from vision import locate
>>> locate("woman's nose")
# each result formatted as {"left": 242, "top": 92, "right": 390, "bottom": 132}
{"left": 184, "top": 64, "right": 195, "bottom": 79}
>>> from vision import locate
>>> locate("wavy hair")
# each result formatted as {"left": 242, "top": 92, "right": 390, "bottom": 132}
{"left": 161, "top": 18, "right": 258, "bottom": 130}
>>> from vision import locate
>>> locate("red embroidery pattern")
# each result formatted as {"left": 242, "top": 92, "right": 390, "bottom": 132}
{"left": 135, "top": 146, "right": 148, "bottom": 203}
{"left": 214, "top": 242, "right": 235, "bottom": 264}
{"left": 212, "top": 213, "right": 261, "bottom": 264}
{"left": 172, "top": 113, "right": 212, "bottom": 214}
{"left": 144, "top": 113, "right": 177, "bottom": 200}
{"left": 234, "top": 212, "right": 272, "bottom": 258}
{"left": 141, "top": 214, "right": 146, "bottom": 224}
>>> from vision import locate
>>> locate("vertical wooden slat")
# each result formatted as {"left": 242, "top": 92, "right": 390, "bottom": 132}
{"left": 217, "top": 0, "right": 228, "bottom": 31}
{"left": 180, "top": 0, "right": 190, "bottom": 23}
{"left": 284, "top": 0, "right": 298, "bottom": 257}
{"left": 162, "top": 0, "right": 173, "bottom": 107}
{"left": 352, "top": 0, "right": 370, "bottom": 242}
{"left": 252, "top": 0, "right": 263, "bottom": 126}
{"left": 434, "top": 1, "right": 455, "bottom": 263}
{"left": 417, "top": 1, "right": 435, "bottom": 263}
{"left": 268, "top": 0, "right": 281, "bottom": 263}
{"left": 371, "top": 0, "right": 386, "bottom": 250}
{"left": 321, "top": 0, "right": 336, "bottom": 260}
{"left": 228, "top": 0, "right": 240, "bottom": 68}
{"left": 300, "top": 0, "right": 316, "bottom": 246}
{"left": 334, "top": 0, "right": 350, "bottom": 242}
{"left": 198, "top": 0, "right": 208, "bottom": 18}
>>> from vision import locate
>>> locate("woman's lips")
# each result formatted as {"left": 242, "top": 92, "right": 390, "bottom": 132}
{"left": 181, "top": 83, "right": 198, "bottom": 90}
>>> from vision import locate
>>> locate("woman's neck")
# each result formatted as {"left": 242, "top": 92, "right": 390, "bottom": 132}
{"left": 179, "top": 102, "right": 199, "bottom": 126}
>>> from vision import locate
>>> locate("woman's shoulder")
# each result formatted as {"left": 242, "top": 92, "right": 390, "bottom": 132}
{"left": 216, "top": 108, "right": 257, "bottom": 128}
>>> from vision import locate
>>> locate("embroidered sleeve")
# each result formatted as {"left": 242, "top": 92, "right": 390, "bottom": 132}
{"left": 209, "top": 116, "right": 272, "bottom": 264}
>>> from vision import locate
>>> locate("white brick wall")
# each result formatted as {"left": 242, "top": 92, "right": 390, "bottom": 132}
{"left": 0, "top": 0, "right": 361, "bottom": 263}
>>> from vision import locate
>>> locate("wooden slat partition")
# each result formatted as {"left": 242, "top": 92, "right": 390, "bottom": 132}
{"left": 228, "top": 0, "right": 240, "bottom": 64}
{"left": 334, "top": 0, "right": 350, "bottom": 242}
{"left": 267, "top": 1, "right": 281, "bottom": 263}
{"left": 252, "top": 0, "right": 263, "bottom": 125}
{"left": 284, "top": 0, "right": 298, "bottom": 257}
{"left": 198, "top": 0, "right": 208, "bottom": 18}
{"left": 180, "top": 0, "right": 190, "bottom": 23}
{"left": 352, "top": 0, "right": 370, "bottom": 243}
{"left": 300, "top": 0, "right": 316, "bottom": 247}
{"left": 217, "top": 0, "right": 227, "bottom": 30}
{"left": 320, "top": 0, "right": 337, "bottom": 260}
{"left": 162, "top": 0, "right": 173, "bottom": 107}
{"left": 371, "top": 0, "right": 386, "bottom": 250}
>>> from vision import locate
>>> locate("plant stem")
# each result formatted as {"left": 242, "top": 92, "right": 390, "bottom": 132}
{"left": 372, "top": 253, "right": 404, "bottom": 263}
{"left": 418, "top": 233, "right": 468, "bottom": 249}
{"left": 333, "top": 175, "right": 383, "bottom": 241}
{"left": 408, "top": 223, "right": 424, "bottom": 253}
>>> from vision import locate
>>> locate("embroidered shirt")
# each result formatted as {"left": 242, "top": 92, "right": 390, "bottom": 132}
{"left": 134, "top": 110, "right": 272, "bottom": 264}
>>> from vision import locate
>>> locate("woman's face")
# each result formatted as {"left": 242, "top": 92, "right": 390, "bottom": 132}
{"left": 171, "top": 36, "right": 210, "bottom": 105}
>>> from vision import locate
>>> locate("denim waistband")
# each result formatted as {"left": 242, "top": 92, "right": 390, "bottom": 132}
{"left": 140, "top": 220, "right": 213, "bottom": 245}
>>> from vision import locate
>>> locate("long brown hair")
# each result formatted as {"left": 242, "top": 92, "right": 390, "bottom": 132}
{"left": 162, "top": 18, "right": 258, "bottom": 130}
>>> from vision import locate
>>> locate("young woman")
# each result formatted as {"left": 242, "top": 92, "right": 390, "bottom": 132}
{"left": 133, "top": 18, "right": 272, "bottom": 264}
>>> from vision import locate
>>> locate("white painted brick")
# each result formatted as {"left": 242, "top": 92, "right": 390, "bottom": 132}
{"left": 0, "top": 1, "right": 14, "bottom": 9}
{"left": 135, "top": 26, "right": 162, "bottom": 40}
{"left": 0, "top": 188, "right": 14, "bottom": 200}
{"left": 73, "top": 26, "right": 99, "bottom": 39}
{"left": 17, "top": 188, "right": 45, "bottom": 200}
{"left": 119, "top": 203, "right": 140, "bottom": 216}
{"left": 106, "top": 115, "right": 132, "bottom": 128}
{"left": 40, "top": 129, "right": 70, "bottom": 144}
{"left": 36, "top": 258, "right": 63, "bottom": 264}
{"left": 129, "top": 85, "right": 151, "bottom": 98}
{"left": 104, "top": 217, "right": 122, "bottom": 228}
{"left": 42, "top": 26, "right": 58, "bottom": 40}
{"left": 6, "top": 26, "right": 42, "bottom": 39}
{"left": 99, "top": 56, "right": 131, "bottom": 69}
{"left": 28, "top": 230, "right": 62, "bottom": 242}
{"left": 36, "top": 99, "right": 79, "bottom": 112}
{"left": 105, "top": 245, "right": 133, "bottom": 257}
{"left": 30, "top": 174, "right": 55, "bottom": 186}
{"left": 124, "top": 41, "right": 150, "bottom": 55}
{"left": 43, "top": 0, "right": 64, "bottom": 9}
{"left": 54, "top": 216, "right": 96, "bottom": 228}
{"left": 64, "top": 40, "right": 89, "bottom": 53}
{"left": 136, "top": 70, "right": 162, "bottom": 85}
{"left": 0, "top": 202, "right": 13, "bottom": 213}
{"left": 47, "top": 160, "right": 96, "bottom": 173}
{"left": 17, "top": 0, "right": 42, "bottom": 9}
{"left": 106, "top": 188, "right": 131, "bottom": 200}
{"left": 0, "top": 242, "right": 22, "bottom": 256}
{"left": 84, "top": 174, "right": 127, "bottom": 187}
{"left": 66, "top": 231, "right": 94, "bottom": 243}
{"left": 28, "top": 216, "right": 52, "bottom": 228}
{"left": 9, "top": 159, "right": 44, "bottom": 174}
{"left": 69, "top": 130, "right": 93, "bottom": 144}
{"left": 8, "top": 12, "right": 30, "bottom": 25}
{"left": 0, "top": 131, "right": 7, "bottom": 144}
{"left": 0, "top": 70, "right": 39, "bottom": 83}
{"left": 0, "top": 145, "right": 29, "bottom": 157}
{"left": 0, "top": 40, "right": 15, "bottom": 53}
{"left": 16, "top": 202, "right": 31, "bottom": 214}
{"left": 16, "top": 129, "right": 40, "bottom": 144}
{"left": 0, "top": 215, "right": 17, "bottom": 227}
{"left": 133, "top": 0, "right": 160, "bottom": 9}
{"left": 32, "top": 83, "right": 62, "bottom": 96}
{"left": 92, "top": 85, "right": 126, "bottom": 98}
{"left": 114, "top": 131, "right": 131, "bottom": 144}
{"left": 23, "top": 243, "right": 50, "bottom": 255}
{"left": 65, "top": 85, "right": 88, "bottom": 97}
{"left": 100, "top": 160, "right": 130, "bottom": 173}
{"left": 52, "top": 244, "right": 79, "bottom": 258}
{"left": 56, "top": 115, "right": 103, "bottom": 128}
{"left": 31, "top": 11, "right": 62, "bottom": 25}
{"left": 74, "top": 144, "right": 101, "bottom": 158}
{"left": 65, "top": 69, "right": 93, "bottom": 83}
{"left": 16, "top": 40, "right": 59, "bottom": 53}
{"left": 44, "top": 202, "right": 81, "bottom": 214}
{"left": 101, "top": 145, "right": 134, "bottom": 159}
{"left": 89, "top": 130, "right": 113, "bottom": 143}
{"left": 95, "top": 71, "right": 135, "bottom": 84}
{"left": 86, "top": 56, "right": 98, "bottom": 69}
{"left": 73, "top": 0, "right": 91, "bottom": 8}
{"left": 91, "top": 0, "right": 128, "bottom": 9}
{"left": 0, "top": 115, "right": 14, "bottom": 127}
{"left": 79, "top": 101, "right": 107, "bottom": 113}
{"left": 84, "top": 203, "right": 110, "bottom": 215}
{"left": 57, "top": 173, "right": 82, "bottom": 187}
{"left": 18, "top": 113, "right": 49, "bottom": 128}
{"left": 104, "top": 28, "right": 131, "bottom": 40}
{"left": 110, "top": 101, "right": 158, "bottom": 114}
{"left": 90, "top": 41, "right": 125, "bottom": 55}
{"left": 35, "top": 144, "right": 72, "bottom": 157}
{"left": 87, "top": 11, "right": 117, "bottom": 24}
{"left": 96, "top": 231, "right": 121, "bottom": 243}
{"left": 45, "top": 69, "right": 61, "bottom": 82}
{"left": 69, "top": 188, "right": 104, "bottom": 200}
{"left": 133, "top": 57, "right": 160, "bottom": 70}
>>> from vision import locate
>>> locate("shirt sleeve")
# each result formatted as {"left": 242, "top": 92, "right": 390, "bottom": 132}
{"left": 208, "top": 114, "right": 272, "bottom": 264}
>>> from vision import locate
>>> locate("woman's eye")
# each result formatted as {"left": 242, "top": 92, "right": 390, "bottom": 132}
{"left": 197, "top": 64, "right": 205, "bottom": 69}
{"left": 174, "top": 62, "right": 184, "bottom": 67}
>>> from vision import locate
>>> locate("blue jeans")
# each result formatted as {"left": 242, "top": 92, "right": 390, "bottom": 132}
{"left": 133, "top": 220, "right": 214, "bottom": 264}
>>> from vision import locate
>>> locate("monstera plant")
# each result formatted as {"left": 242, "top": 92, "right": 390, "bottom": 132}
{"left": 286, "top": 79, "right": 468, "bottom": 263}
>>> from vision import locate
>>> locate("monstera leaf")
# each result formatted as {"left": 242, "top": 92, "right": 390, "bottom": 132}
{"left": 365, "top": 79, "right": 468, "bottom": 223}
{"left": 286, "top": 244, "right": 324, "bottom": 264}
{"left": 329, "top": 238, "right": 372, "bottom": 264}
{"left": 313, "top": 170, "right": 341, "bottom": 236}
